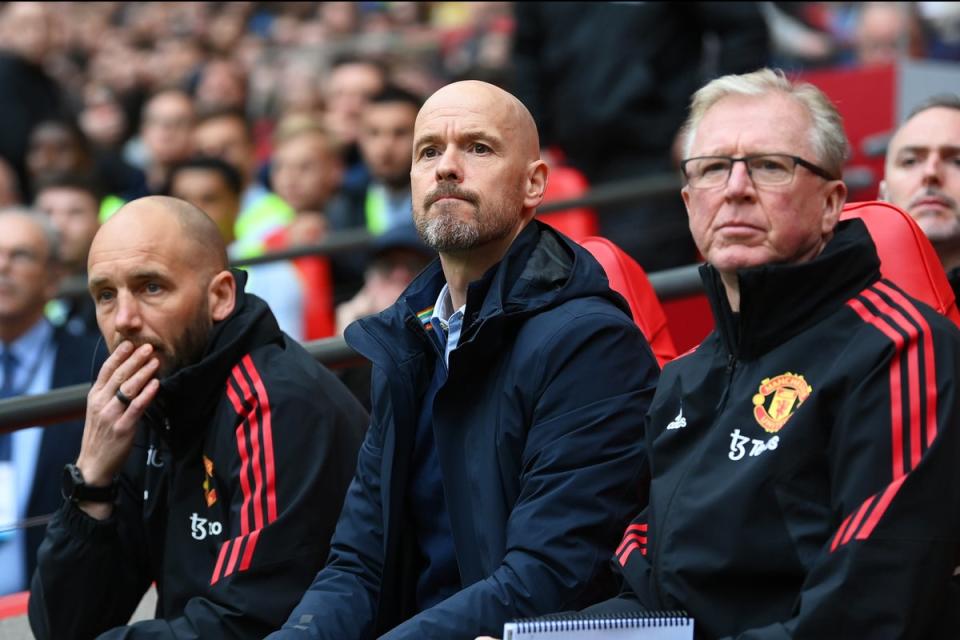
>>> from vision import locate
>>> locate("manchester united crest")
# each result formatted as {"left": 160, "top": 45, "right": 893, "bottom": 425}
{"left": 202, "top": 455, "right": 218, "bottom": 507}
{"left": 752, "top": 372, "right": 812, "bottom": 433}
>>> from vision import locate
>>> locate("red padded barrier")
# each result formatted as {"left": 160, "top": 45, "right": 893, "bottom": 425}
{"left": 580, "top": 236, "right": 678, "bottom": 367}
{"left": 539, "top": 166, "right": 599, "bottom": 242}
{"left": 0, "top": 590, "right": 28, "bottom": 619}
{"left": 840, "top": 201, "right": 960, "bottom": 327}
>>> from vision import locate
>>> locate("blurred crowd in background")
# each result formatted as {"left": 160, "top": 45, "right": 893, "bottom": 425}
{"left": 1, "top": 1, "right": 959, "bottom": 344}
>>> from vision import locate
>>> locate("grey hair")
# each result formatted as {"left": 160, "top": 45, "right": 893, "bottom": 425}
{"left": 682, "top": 68, "right": 850, "bottom": 178}
{"left": 0, "top": 206, "right": 62, "bottom": 265}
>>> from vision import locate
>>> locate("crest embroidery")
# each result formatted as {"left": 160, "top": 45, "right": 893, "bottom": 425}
{"left": 752, "top": 372, "right": 812, "bottom": 433}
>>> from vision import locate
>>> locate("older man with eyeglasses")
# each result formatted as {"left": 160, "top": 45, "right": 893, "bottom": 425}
{"left": 579, "top": 68, "right": 960, "bottom": 639}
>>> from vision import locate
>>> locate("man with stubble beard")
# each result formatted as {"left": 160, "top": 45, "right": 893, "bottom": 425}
{"left": 269, "top": 80, "right": 659, "bottom": 639}
{"left": 28, "top": 196, "right": 368, "bottom": 639}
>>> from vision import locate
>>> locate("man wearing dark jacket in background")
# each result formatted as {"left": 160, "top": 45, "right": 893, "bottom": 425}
{"left": 0, "top": 3, "right": 65, "bottom": 197}
{"left": 512, "top": 2, "right": 769, "bottom": 272}
{"left": 29, "top": 196, "right": 368, "bottom": 639}
{"left": 269, "top": 81, "right": 659, "bottom": 639}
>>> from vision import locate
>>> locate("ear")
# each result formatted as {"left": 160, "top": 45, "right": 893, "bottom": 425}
{"left": 821, "top": 179, "right": 848, "bottom": 235}
{"left": 877, "top": 179, "right": 888, "bottom": 202}
{"left": 208, "top": 270, "right": 236, "bottom": 322}
{"left": 681, "top": 185, "right": 692, "bottom": 218}
{"left": 523, "top": 159, "right": 549, "bottom": 212}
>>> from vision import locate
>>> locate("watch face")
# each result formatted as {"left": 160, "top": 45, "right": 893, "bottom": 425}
{"left": 62, "top": 464, "right": 84, "bottom": 501}
{"left": 61, "top": 464, "right": 116, "bottom": 503}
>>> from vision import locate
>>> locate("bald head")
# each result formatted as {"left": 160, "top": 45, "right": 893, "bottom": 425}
{"left": 410, "top": 80, "right": 548, "bottom": 259}
{"left": 100, "top": 196, "right": 228, "bottom": 274}
{"left": 417, "top": 81, "right": 540, "bottom": 162}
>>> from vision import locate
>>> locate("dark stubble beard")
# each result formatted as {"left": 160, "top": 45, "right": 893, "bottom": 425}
{"left": 415, "top": 183, "right": 515, "bottom": 252}
{"left": 117, "top": 302, "right": 213, "bottom": 379}
{"left": 164, "top": 303, "right": 213, "bottom": 377}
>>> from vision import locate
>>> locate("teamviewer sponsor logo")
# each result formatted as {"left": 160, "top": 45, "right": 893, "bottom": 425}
{"left": 190, "top": 513, "right": 223, "bottom": 540}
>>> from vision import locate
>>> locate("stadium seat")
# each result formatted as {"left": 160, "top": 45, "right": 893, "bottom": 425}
{"left": 539, "top": 165, "right": 599, "bottom": 242}
{"left": 580, "top": 236, "right": 678, "bottom": 366}
{"left": 840, "top": 201, "right": 960, "bottom": 327}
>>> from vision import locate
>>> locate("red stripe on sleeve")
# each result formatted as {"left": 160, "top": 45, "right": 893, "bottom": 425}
{"left": 618, "top": 541, "right": 641, "bottom": 566}
{"left": 224, "top": 534, "right": 246, "bottom": 578}
{"left": 841, "top": 495, "right": 876, "bottom": 546}
{"left": 862, "top": 289, "right": 923, "bottom": 469}
{"left": 239, "top": 529, "right": 262, "bottom": 571}
{"left": 847, "top": 298, "right": 906, "bottom": 480}
{"left": 875, "top": 281, "right": 939, "bottom": 447}
{"left": 242, "top": 355, "right": 278, "bottom": 523}
{"left": 232, "top": 366, "right": 266, "bottom": 531}
{"left": 616, "top": 533, "right": 647, "bottom": 556}
{"left": 229, "top": 371, "right": 253, "bottom": 536}
{"left": 831, "top": 512, "right": 854, "bottom": 552}
{"left": 210, "top": 540, "right": 231, "bottom": 585}
{"left": 855, "top": 474, "right": 908, "bottom": 540}
{"left": 226, "top": 378, "right": 244, "bottom": 415}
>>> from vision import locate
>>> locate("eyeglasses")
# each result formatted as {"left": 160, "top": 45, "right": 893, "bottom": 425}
{"left": 680, "top": 154, "right": 837, "bottom": 189}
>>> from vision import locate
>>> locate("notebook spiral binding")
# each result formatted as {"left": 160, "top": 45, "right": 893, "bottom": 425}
{"left": 513, "top": 611, "right": 690, "bottom": 633}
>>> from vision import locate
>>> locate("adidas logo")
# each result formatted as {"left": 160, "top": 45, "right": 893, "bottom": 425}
{"left": 666, "top": 408, "right": 687, "bottom": 430}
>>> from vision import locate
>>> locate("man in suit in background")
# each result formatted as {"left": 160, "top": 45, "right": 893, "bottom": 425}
{"left": 880, "top": 94, "right": 960, "bottom": 297}
{"left": 0, "top": 207, "right": 103, "bottom": 594}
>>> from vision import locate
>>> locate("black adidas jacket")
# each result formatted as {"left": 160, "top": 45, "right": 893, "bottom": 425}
{"left": 28, "top": 273, "right": 368, "bottom": 639}
{"left": 603, "top": 220, "right": 960, "bottom": 638}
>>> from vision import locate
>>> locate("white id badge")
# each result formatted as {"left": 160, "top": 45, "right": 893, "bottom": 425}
{"left": 0, "top": 462, "right": 17, "bottom": 542}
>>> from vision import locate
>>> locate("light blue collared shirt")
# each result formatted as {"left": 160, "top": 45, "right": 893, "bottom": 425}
{"left": 0, "top": 318, "right": 57, "bottom": 595}
{"left": 430, "top": 284, "right": 466, "bottom": 366}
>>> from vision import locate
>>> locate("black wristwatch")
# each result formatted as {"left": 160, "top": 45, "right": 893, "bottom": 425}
{"left": 61, "top": 463, "right": 118, "bottom": 504}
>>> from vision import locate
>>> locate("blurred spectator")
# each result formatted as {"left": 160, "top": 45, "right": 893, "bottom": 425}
{"left": 0, "top": 157, "right": 22, "bottom": 207}
{"left": 193, "top": 56, "right": 248, "bottom": 114}
{"left": 353, "top": 84, "right": 422, "bottom": 234}
{"left": 26, "top": 118, "right": 146, "bottom": 216}
{"left": 193, "top": 108, "right": 294, "bottom": 258}
{"left": 760, "top": 3, "right": 840, "bottom": 70}
{"left": 167, "top": 156, "right": 306, "bottom": 340}
{"left": 880, "top": 94, "right": 960, "bottom": 296}
{"left": 267, "top": 120, "right": 352, "bottom": 335}
{"left": 335, "top": 223, "right": 434, "bottom": 335}
{"left": 854, "top": 2, "right": 926, "bottom": 66}
{"left": 79, "top": 83, "right": 133, "bottom": 153}
{"left": 270, "top": 118, "right": 347, "bottom": 244}
{"left": 26, "top": 119, "right": 94, "bottom": 195}
{"left": 920, "top": 2, "right": 960, "bottom": 61}
{"left": 437, "top": 1, "right": 513, "bottom": 84}
{"left": 136, "top": 88, "right": 196, "bottom": 193}
{"left": 0, "top": 207, "right": 103, "bottom": 595}
{"left": 512, "top": 2, "right": 769, "bottom": 271}
{"left": 0, "top": 2, "right": 65, "bottom": 194}
{"left": 323, "top": 55, "right": 388, "bottom": 168}
{"left": 34, "top": 173, "right": 102, "bottom": 337}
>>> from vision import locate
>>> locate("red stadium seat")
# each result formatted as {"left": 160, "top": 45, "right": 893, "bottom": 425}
{"left": 539, "top": 165, "right": 599, "bottom": 242}
{"left": 840, "top": 201, "right": 960, "bottom": 327}
{"left": 580, "top": 236, "right": 678, "bottom": 366}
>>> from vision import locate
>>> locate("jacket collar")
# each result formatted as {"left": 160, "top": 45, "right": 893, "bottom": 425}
{"left": 700, "top": 219, "right": 881, "bottom": 360}
{"left": 347, "top": 221, "right": 630, "bottom": 368}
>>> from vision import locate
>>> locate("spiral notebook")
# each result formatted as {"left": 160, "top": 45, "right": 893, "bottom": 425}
{"left": 502, "top": 611, "right": 694, "bottom": 640}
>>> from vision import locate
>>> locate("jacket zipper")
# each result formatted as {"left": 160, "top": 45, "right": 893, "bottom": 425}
{"left": 651, "top": 348, "right": 738, "bottom": 606}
